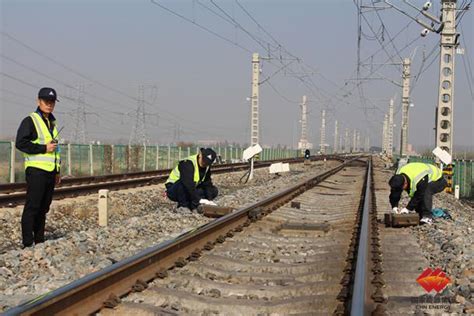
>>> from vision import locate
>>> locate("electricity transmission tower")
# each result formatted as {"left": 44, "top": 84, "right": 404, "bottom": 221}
{"left": 297, "top": 95, "right": 312, "bottom": 152}
{"left": 72, "top": 84, "right": 87, "bottom": 144}
{"left": 319, "top": 110, "right": 326, "bottom": 154}
{"left": 129, "top": 85, "right": 150, "bottom": 146}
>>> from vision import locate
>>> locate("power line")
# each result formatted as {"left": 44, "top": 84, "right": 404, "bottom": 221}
{"left": 2, "top": 31, "right": 142, "bottom": 103}
{"left": 149, "top": 0, "right": 253, "bottom": 53}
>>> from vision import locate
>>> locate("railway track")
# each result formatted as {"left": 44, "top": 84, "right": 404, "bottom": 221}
{"left": 5, "top": 156, "right": 378, "bottom": 315}
{"left": 5, "top": 156, "right": 461, "bottom": 315}
{"left": 370, "top": 157, "right": 464, "bottom": 315}
{"left": 0, "top": 156, "right": 344, "bottom": 207}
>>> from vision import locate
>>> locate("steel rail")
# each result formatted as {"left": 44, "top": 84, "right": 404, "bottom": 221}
{"left": 4, "top": 157, "right": 362, "bottom": 316}
{"left": 350, "top": 157, "right": 372, "bottom": 315}
{"left": 0, "top": 155, "right": 345, "bottom": 207}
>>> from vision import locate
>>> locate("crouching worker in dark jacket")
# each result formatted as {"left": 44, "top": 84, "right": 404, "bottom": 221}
{"left": 165, "top": 148, "right": 218, "bottom": 211}
{"left": 388, "top": 162, "right": 447, "bottom": 225}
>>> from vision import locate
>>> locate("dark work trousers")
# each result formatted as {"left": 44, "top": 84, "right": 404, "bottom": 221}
{"left": 165, "top": 181, "right": 218, "bottom": 209}
{"left": 22, "top": 167, "right": 56, "bottom": 247}
{"left": 414, "top": 177, "right": 448, "bottom": 219}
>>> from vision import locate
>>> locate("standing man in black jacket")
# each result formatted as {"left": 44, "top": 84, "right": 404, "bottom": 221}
{"left": 15, "top": 87, "right": 61, "bottom": 248}
{"left": 165, "top": 148, "right": 218, "bottom": 211}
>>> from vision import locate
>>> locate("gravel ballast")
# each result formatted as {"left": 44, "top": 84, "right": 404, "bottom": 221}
{"left": 0, "top": 161, "right": 336, "bottom": 311}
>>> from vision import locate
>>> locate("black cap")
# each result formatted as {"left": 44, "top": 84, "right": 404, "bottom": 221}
{"left": 200, "top": 148, "right": 217, "bottom": 166}
{"left": 389, "top": 174, "right": 404, "bottom": 190}
{"left": 38, "top": 87, "right": 58, "bottom": 102}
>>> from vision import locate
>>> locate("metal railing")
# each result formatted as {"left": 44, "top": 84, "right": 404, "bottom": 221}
{"left": 0, "top": 141, "right": 301, "bottom": 184}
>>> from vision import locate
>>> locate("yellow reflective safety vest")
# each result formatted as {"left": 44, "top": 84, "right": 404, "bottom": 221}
{"left": 166, "top": 154, "right": 209, "bottom": 186}
{"left": 24, "top": 112, "right": 60, "bottom": 172}
{"left": 396, "top": 162, "right": 443, "bottom": 197}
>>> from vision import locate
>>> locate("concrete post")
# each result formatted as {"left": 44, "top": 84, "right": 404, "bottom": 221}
{"left": 110, "top": 144, "right": 114, "bottom": 174}
{"left": 143, "top": 145, "right": 147, "bottom": 171}
{"left": 400, "top": 58, "right": 411, "bottom": 156}
{"left": 156, "top": 145, "right": 159, "bottom": 170}
{"left": 67, "top": 143, "right": 72, "bottom": 176}
{"left": 98, "top": 189, "right": 109, "bottom": 226}
{"left": 251, "top": 53, "right": 260, "bottom": 146}
{"left": 167, "top": 144, "right": 171, "bottom": 169}
{"left": 9, "top": 141, "right": 15, "bottom": 183}
{"left": 89, "top": 144, "right": 94, "bottom": 176}
{"left": 435, "top": 0, "right": 457, "bottom": 156}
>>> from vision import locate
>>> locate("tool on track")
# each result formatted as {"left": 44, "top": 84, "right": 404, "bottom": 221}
{"left": 384, "top": 212, "right": 419, "bottom": 227}
{"left": 199, "top": 205, "right": 234, "bottom": 218}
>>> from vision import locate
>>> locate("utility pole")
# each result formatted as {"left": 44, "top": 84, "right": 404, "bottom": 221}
{"left": 356, "top": 131, "right": 361, "bottom": 153}
{"left": 365, "top": 135, "right": 370, "bottom": 152}
{"left": 320, "top": 110, "right": 326, "bottom": 154}
{"left": 352, "top": 129, "right": 357, "bottom": 153}
{"left": 339, "top": 134, "right": 343, "bottom": 153}
{"left": 129, "top": 85, "right": 149, "bottom": 146}
{"left": 344, "top": 128, "right": 350, "bottom": 153}
{"left": 400, "top": 57, "right": 411, "bottom": 156}
{"left": 333, "top": 120, "right": 338, "bottom": 154}
{"left": 435, "top": 0, "right": 457, "bottom": 155}
{"left": 248, "top": 53, "right": 260, "bottom": 181}
{"left": 387, "top": 98, "right": 394, "bottom": 158}
{"left": 297, "top": 95, "right": 312, "bottom": 152}
{"left": 72, "top": 84, "right": 87, "bottom": 144}
{"left": 250, "top": 53, "right": 260, "bottom": 147}
{"left": 382, "top": 114, "right": 388, "bottom": 154}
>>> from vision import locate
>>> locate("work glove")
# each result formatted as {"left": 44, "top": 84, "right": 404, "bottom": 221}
{"left": 199, "top": 199, "right": 217, "bottom": 206}
{"left": 400, "top": 207, "right": 409, "bottom": 214}
{"left": 391, "top": 207, "right": 399, "bottom": 214}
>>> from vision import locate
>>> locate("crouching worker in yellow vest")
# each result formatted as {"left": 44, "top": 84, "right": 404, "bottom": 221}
{"left": 388, "top": 162, "right": 447, "bottom": 225}
{"left": 165, "top": 148, "right": 218, "bottom": 212}
{"left": 15, "top": 87, "right": 61, "bottom": 248}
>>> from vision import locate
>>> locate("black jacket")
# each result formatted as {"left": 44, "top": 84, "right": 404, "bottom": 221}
{"left": 178, "top": 160, "right": 212, "bottom": 207}
{"left": 15, "top": 108, "right": 59, "bottom": 173}
{"left": 389, "top": 174, "right": 428, "bottom": 210}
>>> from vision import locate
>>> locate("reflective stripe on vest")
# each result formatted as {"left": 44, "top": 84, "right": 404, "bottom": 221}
{"left": 24, "top": 112, "right": 60, "bottom": 172}
{"left": 396, "top": 162, "right": 443, "bottom": 197}
{"left": 166, "top": 154, "right": 209, "bottom": 186}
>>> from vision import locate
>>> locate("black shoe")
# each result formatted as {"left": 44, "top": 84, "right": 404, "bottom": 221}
{"left": 21, "top": 244, "right": 33, "bottom": 249}
{"left": 196, "top": 205, "right": 204, "bottom": 214}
